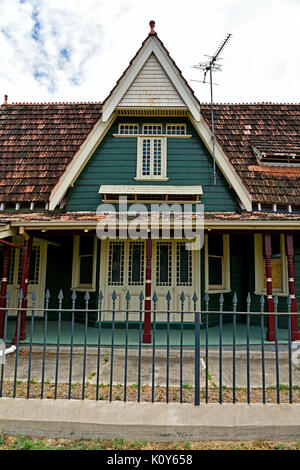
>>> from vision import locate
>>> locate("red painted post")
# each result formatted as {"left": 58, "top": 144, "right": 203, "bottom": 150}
{"left": 143, "top": 236, "right": 152, "bottom": 344}
{"left": 12, "top": 237, "right": 33, "bottom": 345}
{"left": 264, "top": 233, "right": 275, "bottom": 341}
{"left": 286, "top": 234, "right": 300, "bottom": 341}
{"left": 0, "top": 244, "right": 11, "bottom": 337}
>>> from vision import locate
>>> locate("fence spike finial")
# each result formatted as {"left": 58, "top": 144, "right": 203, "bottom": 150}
{"left": 31, "top": 289, "right": 36, "bottom": 302}
{"left": 84, "top": 291, "right": 90, "bottom": 302}
{"left": 71, "top": 290, "right": 77, "bottom": 302}
{"left": 219, "top": 293, "right": 224, "bottom": 304}
{"left": 260, "top": 294, "right": 265, "bottom": 306}
{"left": 180, "top": 291, "right": 185, "bottom": 303}
{"left": 125, "top": 290, "right": 131, "bottom": 302}
{"left": 287, "top": 294, "right": 291, "bottom": 307}
{"left": 58, "top": 289, "right": 64, "bottom": 301}
{"left": 99, "top": 290, "right": 103, "bottom": 302}
{"left": 18, "top": 289, "right": 23, "bottom": 300}
{"left": 152, "top": 291, "right": 158, "bottom": 303}
{"left": 45, "top": 289, "right": 50, "bottom": 301}
{"left": 233, "top": 291, "right": 238, "bottom": 305}
{"left": 166, "top": 291, "right": 172, "bottom": 302}
{"left": 192, "top": 291, "right": 198, "bottom": 303}
{"left": 139, "top": 291, "right": 144, "bottom": 302}
{"left": 274, "top": 293, "right": 278, "bottom": 307}
{"left": 112, "top": 290, "right": 117, "bottom": 302}
{"left": 6, "top": 289, "right": 10, "bottom": 301}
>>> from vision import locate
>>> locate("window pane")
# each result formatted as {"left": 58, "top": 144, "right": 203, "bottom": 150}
{"left": 108, "top": 242, "right": 124, "bottom": 285}
{"left": 208, "top": 257, "right": 223, "bottom": 285}
{"left": 119, "top": 124, "right": 138, "bottom": 135}
{"left": 143, "top": 125, "right": 162, "bottom": 135}
{"left": 153, "top": 139, "right": 162, "bottom": 176}
{"left": 271, "top": 234, "right": 281, "bottom": 259}
{"left": 142, "top": 139, "right": 151, "bottom": 176}
{"left": 129, "top": 242, "right": 144, "bottom": 285}
{"left": 208, "top": 235, "right": 223, "bottom": 256}
{"left": 156, "top": 243, "right": 171, "bottom": 286}
{"left": 79, "top": 256, "right": 93, "bottom": 285}
{"left": 79, "top": 237, "right": 94, "bottom": 256}
{"left": 166, "top": 125, "right": 186, "bottom": 135}
{"left": 177, "top": 243, "right": 192, "bottom": 286}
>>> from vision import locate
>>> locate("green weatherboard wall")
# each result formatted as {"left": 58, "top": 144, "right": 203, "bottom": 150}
{"left": 66, "top": 117, "right": 237, "bottom": 212}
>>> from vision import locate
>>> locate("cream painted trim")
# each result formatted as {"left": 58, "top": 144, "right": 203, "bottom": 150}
{"left": 49, "top": 113, "right": 116, "bottom": 211}
{"left": 0, "top": 225, "right": 17, "bottom": 239}
{"left": 204, "top": 233, "right": 230, "bottom": 293}
{"left": 254, "top": 233, "right": 288, "bottom": 296}
{"left": 99, "top": 185, "right": 203, "bottom": 195}
{"left": 136, "top": 136, "right": 167, "bottom": 180}
{"left": 102, "top": 36, "right": 201, "bottom": 123}
{"left": 71, "top": 235, "right": 97, "bottom": 291}
{"left": 113, "top": 134, "right": 192, "bottom": 138}
{"left": 190, "top": 115, "right": 253, "bottom": 212}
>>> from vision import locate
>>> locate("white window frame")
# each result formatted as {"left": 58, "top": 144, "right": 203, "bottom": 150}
{"left": 136, "top": 136, "right": 168, "bottom": 180}
{"left": 254, "top": 233, "right": 288, "bottom": 296}
{"left": 118, "top": 123, "right": 139, "bottom": 135}
{"left": 166, "top": 123, "right": 187, "bottom": 135}
{"left": 142, "top": 123, "right": 163, "bottom": 135}
{"left": 205, "top": 234, "right": 230, "bottom": 293}
{"left": 72, "top": 235, "right": 97, "bottom": 291}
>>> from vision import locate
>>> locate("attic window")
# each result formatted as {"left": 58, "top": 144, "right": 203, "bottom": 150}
{"left": 119, "top": 124, "right": 139, "bottom": 135}
{"left": 142, "top": 124, "right": 162, "bottom": 135}
{"left": 166, "top": 124, "right": 186, "bottom": 135}
{"left": 253, "top": 146, "right": 300, "bottom": 166}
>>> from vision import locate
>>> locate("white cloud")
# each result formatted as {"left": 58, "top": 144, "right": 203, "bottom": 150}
{"left": 0, "top": 0, "right": 299, "bottom": 104}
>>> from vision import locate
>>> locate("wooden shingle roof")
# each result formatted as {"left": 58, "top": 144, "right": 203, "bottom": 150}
{"left": 0, "top": 102, "right": 102, "bottom": 203}
{"left": 201, "top": 103, "right": 300, "bottom": 206}
{"left": 0, "top": 101, "right": 299, "bottom": 207}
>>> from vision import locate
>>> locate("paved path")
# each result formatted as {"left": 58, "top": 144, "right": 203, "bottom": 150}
{"left": 1, "top": 346, "right": 299, "bottom": 388}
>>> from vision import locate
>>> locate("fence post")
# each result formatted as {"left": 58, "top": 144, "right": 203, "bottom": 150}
{"left": 194, "top": 291, "right": 200, "bottom": 406}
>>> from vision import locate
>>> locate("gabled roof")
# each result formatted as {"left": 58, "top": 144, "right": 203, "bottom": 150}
{"left": 201, "top": 103, "right": 300, "bottom": 206}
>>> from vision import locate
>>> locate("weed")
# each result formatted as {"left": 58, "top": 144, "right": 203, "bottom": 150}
{"left": 182, "top": 384, "right": 193, "bottom": 390}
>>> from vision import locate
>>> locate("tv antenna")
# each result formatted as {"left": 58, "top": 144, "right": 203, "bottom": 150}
{"left": 192, "top": 33, "right": 232, "bottom": 185}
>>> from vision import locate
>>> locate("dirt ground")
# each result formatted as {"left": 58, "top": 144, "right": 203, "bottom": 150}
{"left": 0, "top": 434, "right": 299, "bottom": 450}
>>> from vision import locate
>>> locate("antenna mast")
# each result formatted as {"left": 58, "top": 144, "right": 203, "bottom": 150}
{"left": 192, "top": 33, "right": 232, "bottom": 185}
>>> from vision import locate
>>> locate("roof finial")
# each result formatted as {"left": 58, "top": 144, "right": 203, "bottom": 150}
{"left": 3, "top": 95, "right": 8, "bottom": 105}
{"left": 149, "top": 20, "right": 157, "bottom": 36}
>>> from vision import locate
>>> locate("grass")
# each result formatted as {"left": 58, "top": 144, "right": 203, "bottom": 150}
{"left": 0, "top": 435, "right": 299, "bottom": 450}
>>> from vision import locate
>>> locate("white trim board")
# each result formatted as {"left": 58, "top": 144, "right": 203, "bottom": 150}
{"left": 99, "top": 185, "right": 203, "bottom": 195}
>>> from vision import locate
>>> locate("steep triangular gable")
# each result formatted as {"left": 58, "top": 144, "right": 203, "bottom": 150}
{"left": 101, "top": 34, "right": 201, "bottom": 122}
{"left": 49, "top": 27, "right": 252, "bottom": 211}
{"left": 118, "top": 53, "right": 185, "bottom": 108}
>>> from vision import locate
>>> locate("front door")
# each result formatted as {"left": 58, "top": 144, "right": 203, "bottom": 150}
{"left": 100, "top": 239, "right": 200, "bottom": 322}
{"left": 7, "top": 236, "right": 48, "bottom": 315}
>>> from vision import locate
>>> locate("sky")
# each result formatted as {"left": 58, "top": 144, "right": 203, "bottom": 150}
{"left": 0, "top": 0, "right": 299, "bottom": 104}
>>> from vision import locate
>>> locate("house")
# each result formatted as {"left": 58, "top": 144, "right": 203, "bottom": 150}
{"left": 0, "top": 21, "right": 299, "bottom": 345}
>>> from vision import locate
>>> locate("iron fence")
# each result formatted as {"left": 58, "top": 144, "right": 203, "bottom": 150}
{"left": 0, "top": 289, "right": 299, "bottom": 405}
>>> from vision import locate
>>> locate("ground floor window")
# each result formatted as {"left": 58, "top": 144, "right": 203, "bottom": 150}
{"left": 254, "top": 233, "right": 288, "bottom": 295}
{"left": 204, "top": 233, "right": 230, "bottom": 293}
{"left": 72, "top": 235, "right": 97, "bottom": 291}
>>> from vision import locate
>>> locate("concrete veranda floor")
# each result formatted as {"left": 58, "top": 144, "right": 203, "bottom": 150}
{"left": 4, "top": 319, "right": 293, "bottom": 347}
